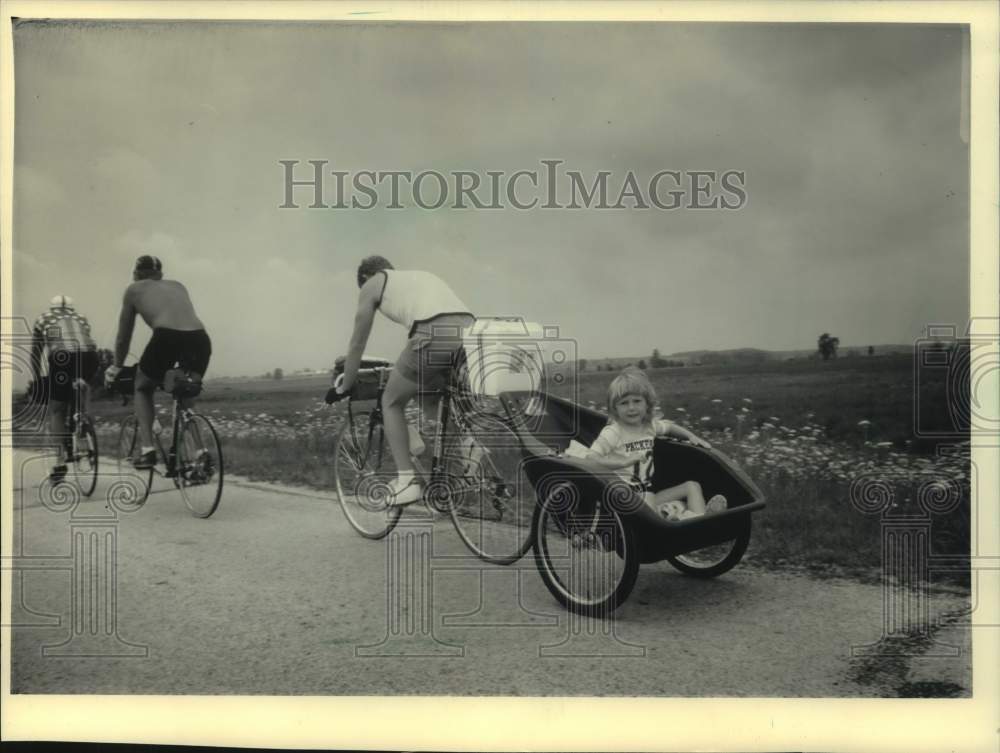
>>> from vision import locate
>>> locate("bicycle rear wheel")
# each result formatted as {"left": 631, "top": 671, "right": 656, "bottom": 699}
{"left": 446, "top": 413, "right": 534, "bottom": 565}
{"left": 70, "top": 417, "right": 99, "bottom": 497}
{"left": 176, "top": 412, "right": 224, "bottom": 518}
{"left": 115, "top": 415, "right": 152, "bottom": 507}
{"left": 532, "top": 482, "right": 639, "bottom": 616}
{"left": 333, "top": 409, "right": 402, "bottom": 539}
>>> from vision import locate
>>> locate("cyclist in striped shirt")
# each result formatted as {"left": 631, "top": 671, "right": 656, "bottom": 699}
{"left": 30, "top": 295, "right": 99, "bottom": 482}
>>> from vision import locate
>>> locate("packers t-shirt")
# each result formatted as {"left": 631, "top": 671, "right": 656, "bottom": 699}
{"left": 590, "top": 419, "right": 672, "bottom": 488}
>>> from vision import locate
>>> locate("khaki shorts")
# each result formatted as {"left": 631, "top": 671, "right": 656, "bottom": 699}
{"left": 395, "top": 313, "right": 475, "bottom": 388}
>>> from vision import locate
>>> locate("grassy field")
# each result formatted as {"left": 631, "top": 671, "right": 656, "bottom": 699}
{"left": 558, "top": 356, "right": 969, "bottom": 583}
{"left": 559, "top": 354, "right": 953, "bottom": 452}
{"left": 27, "top": 353, "right": 968, "bottom": 585}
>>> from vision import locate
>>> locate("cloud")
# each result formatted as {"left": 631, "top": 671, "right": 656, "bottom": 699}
{"left": 14, "top": 165, "right": 66, "bottom": 206}
{"left": 10, "top": 21, "right": 970, "bottom": 371}
{"left": 93, "top": 146, "right": 158, "bottom": 188}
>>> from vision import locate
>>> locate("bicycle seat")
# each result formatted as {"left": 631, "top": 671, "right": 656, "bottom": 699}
{"left": 164, "top": 368, "right": 203, "bottom": 398}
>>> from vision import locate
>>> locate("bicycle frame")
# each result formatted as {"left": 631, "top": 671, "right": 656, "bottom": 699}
{"left": 61, "top": 377, "right": 90, "bottom": 426}
{"left": 64, "top": 380, "right": 91, "bottom": 452}
{"left": 342, "top": 367, "right": 473, "bottom": 495}
{"left": 152, "top": 396, "right": 194, "bottom": 477}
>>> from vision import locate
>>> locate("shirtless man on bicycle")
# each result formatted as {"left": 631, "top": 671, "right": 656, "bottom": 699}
{"left": 332, "top": 256, "right": 474, "bottom": 506}
{"left": 105, "top": 255, "right": 212, "bottom": 469}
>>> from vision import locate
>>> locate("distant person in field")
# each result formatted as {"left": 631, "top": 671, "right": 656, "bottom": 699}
{"left": 332, "top": 255, "right": 474, "bottom": 506}
{"left": 31, "top": 295, "right": 100, "bottom": 482}
{"left": 105, "top": 255, "right": 212, "bottom": 469}
{"left": 585, "top": 367, "right": 727, "bottom": 520}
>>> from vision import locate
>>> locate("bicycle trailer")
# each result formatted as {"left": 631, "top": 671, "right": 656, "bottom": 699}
{"left": 499, "top": 390, "right": 766, "bottom": 614}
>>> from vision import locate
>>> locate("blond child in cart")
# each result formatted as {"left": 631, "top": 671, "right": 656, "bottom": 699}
{"left": 583, "top": 367, "right": 727, "bottom": 520}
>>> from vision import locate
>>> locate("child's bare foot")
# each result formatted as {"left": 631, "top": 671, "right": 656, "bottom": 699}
{"left": 658, "top": 501, "right": 684, "bottom": 521}
{"left": 706, "top": 494, "right": 728, "bottom": 514}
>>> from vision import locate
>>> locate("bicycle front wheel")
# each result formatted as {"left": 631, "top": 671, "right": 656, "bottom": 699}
{"left": 446, "top": 413, "right": 534, "bottom": 565}
{"left": 71, "top": 417, "right": 99, "bottom": 497}
{"left": 533, "top": 482, "right": 639, "bottom": 616}
{"left": 333, "top": 410, "right": 402, "bottom": 539}
{"left": 176, "top": 412, "right": 224, "bottom": 518}
{"left": 116, "top": 415, "right": 152, "bottom": 507}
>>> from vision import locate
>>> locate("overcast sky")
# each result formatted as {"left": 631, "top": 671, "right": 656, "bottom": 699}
{"left": 12, "top": 21, "right": 969, "bottom": 377}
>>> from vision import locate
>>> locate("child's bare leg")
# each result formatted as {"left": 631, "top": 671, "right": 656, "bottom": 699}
{"left": 642, "top": 491, "right": 657, "bottom": 510}
{"left": 652, "top": 480, "right": 707, "bottom": 514}
{"left": 684, "top": 481, "right": 707, "bottom": 514}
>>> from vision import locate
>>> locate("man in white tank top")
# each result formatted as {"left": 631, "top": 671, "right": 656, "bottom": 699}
{"left": 335, "top": 256, "right": 474, "bottom": 505}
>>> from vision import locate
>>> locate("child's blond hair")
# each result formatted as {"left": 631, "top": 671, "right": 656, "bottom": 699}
{"left": 606, "top": 367, "right": 657, "bottom": 426}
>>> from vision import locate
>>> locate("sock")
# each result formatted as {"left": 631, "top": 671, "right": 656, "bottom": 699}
{"left": 397, "top": 470, "right": 415, "bottom": 486}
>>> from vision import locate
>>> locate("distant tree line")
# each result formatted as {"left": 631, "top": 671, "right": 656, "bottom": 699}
{"left": 577, "top": 348, "right": 685, "bottom": 373}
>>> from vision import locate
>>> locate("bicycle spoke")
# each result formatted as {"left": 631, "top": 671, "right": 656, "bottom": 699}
{"left": 177, "top": 412, "right": 223, "bottom": 518}
{"left": 70, "top": 419, "right": 98, "bottom": 497}
{"left": 334, "top": 411, "right": 401, "bottom": 538}
{"left": 115, "top": 415, "right": 152, "bottom": 507}
{"left": 446, "top": 413, "right": 534, "bottom": 565}
{"left": 534, "top": 493, "right": 639, "bottom": 616}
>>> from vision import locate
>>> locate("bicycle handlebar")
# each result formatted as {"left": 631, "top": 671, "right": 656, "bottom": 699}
{"left": 324, "top": 364, "right": 392, "bottom": 405}
{"left": 107, "top": 365, "right": 138, "bottom": 406}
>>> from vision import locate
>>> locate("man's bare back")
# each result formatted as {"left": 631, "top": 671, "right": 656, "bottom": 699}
{"left": 126, "top": 279, "right": 205, "bottom": 331}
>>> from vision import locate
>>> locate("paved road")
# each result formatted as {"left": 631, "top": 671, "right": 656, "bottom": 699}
{"left": 8, "top": 449, "right": 970, "bottom": 696}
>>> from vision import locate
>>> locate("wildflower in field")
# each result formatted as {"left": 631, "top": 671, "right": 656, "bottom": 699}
{"left": 857, "top": 419, "right": 872, "bottom": 444}
{"left": 701, "top": 416, "right": 711, "bottom": 422}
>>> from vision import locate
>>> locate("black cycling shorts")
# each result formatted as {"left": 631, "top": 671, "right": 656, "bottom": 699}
{"left": 47, "top": 350, "right": 99, "bottom": 403}
{"left": 139, "top": 328, "right": 212, "bottom": 385}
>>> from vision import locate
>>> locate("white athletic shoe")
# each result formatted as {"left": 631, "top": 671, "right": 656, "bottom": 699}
{"left": 386, "top": 477, "right": 423, "bottom": 507}
{"left": 706, "top": 495, "right": 728, "bottom": 514}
